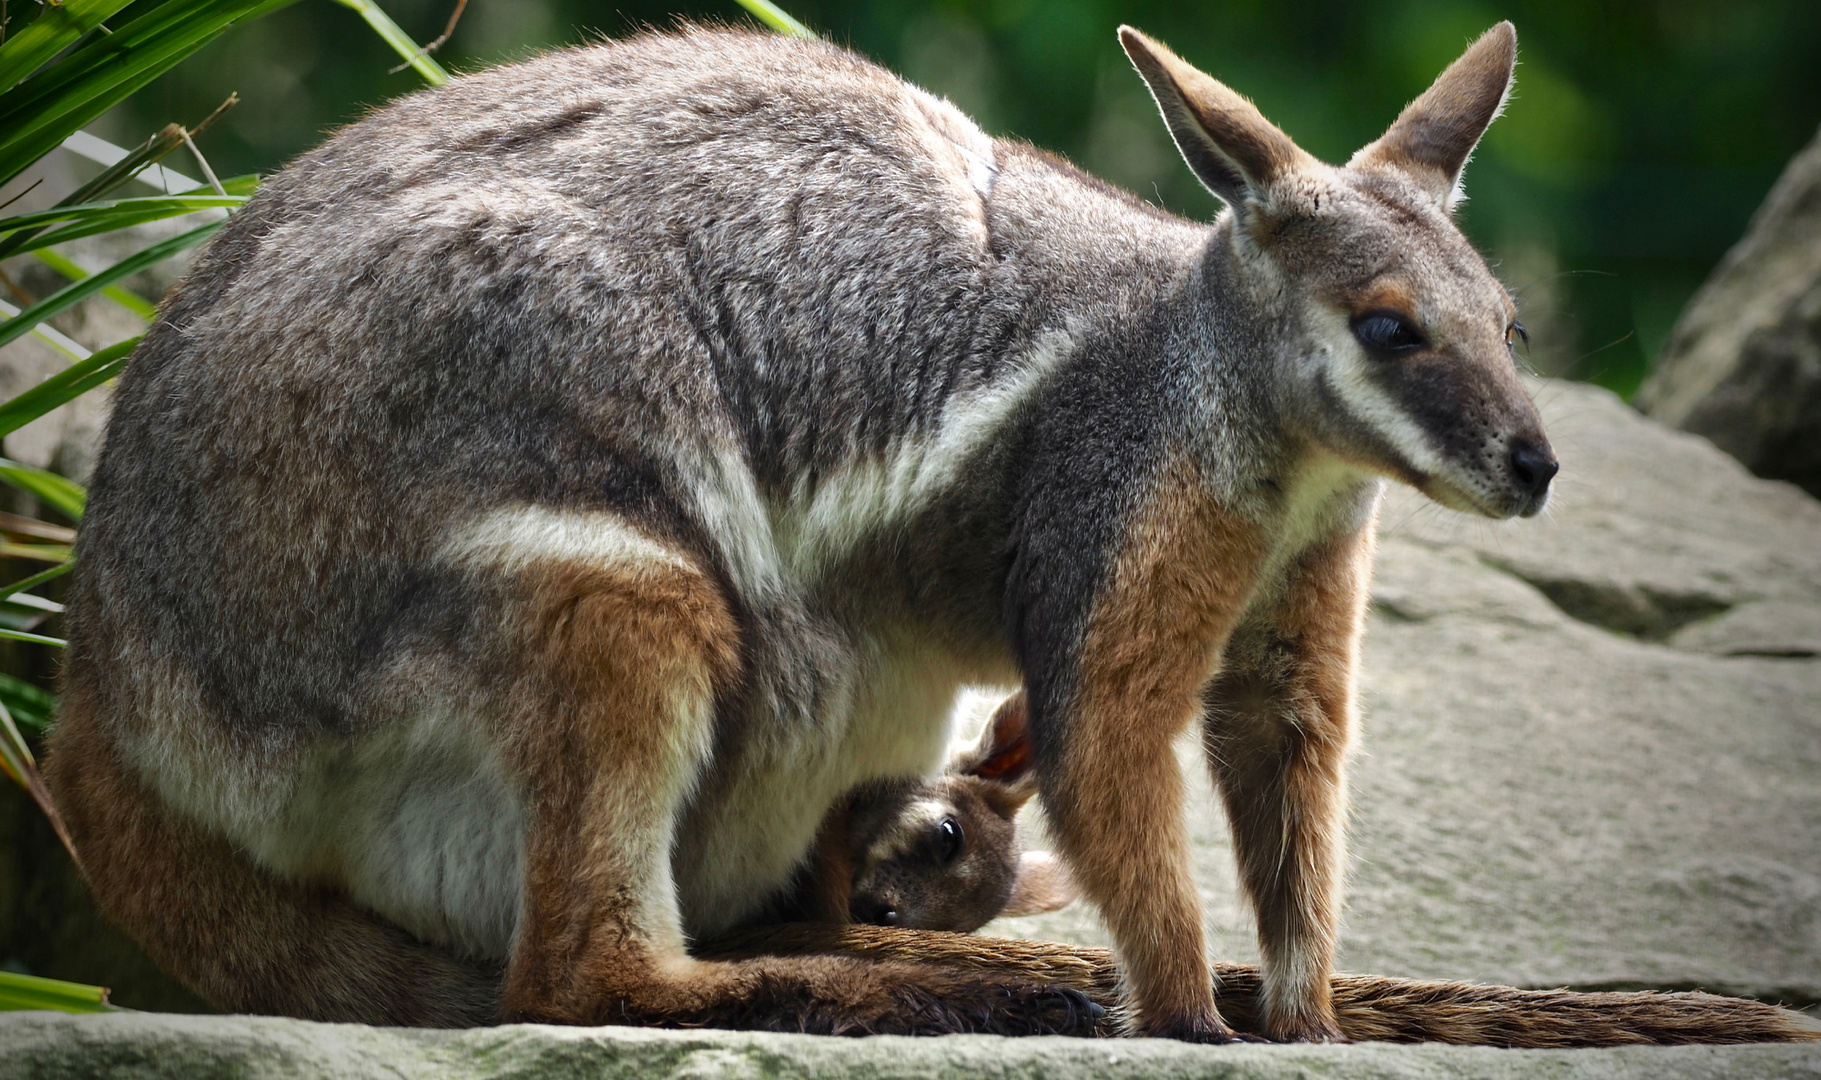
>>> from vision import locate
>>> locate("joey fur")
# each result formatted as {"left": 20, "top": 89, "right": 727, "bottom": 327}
{"left": 785, "top": 691, "right": 1077, "bottom": 933}
{"left": 43, "top": 21, "right": 1813, "bottom": 1045}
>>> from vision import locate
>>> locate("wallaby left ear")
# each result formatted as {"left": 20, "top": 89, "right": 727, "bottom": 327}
{"left": 1349, "top": 22, "right": 1517, "bottom": 208}
{"left": 1119, "top": 26, "right": 1317, "bottom": 210}
{"left": 1001, "top": 851, "right": 1080, "bottom": 917}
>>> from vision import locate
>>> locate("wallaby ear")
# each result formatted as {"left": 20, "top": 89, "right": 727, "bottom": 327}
{"left": 950, "top": 691, "right": 1038, "bottom": 812}
{"left": 1118, "top": 26, "right": 1315, "bottom": 210}
{"left": 1000, "top": 851, "right": 1080, "bottom": 917}
{"left": 1348, "top": 22, "right": 1517, "bottom": 208}
{"left": 952, "top": 692, "right": 1032, "bottom": 781}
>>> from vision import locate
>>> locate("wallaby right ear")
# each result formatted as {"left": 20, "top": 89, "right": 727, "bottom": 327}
{"left": 1119, "top": 26, "right": 1316, "bottom": 210}
{"left": 954, "top": 692, "right": 1032, "bottom": 779}
{"left": 1347, "top": 22, "right": 1517, "bottom": 208}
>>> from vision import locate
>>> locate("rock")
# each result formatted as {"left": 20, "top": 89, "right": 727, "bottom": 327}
{"left": 994, "top": 379, "right": 1821, "bottom": 1005}
{"left": 1635, "top": 124, "right": 1821, "bottom": 498}
{"left": 2, "top": 1012, "right": 1818, "bottom": 1080}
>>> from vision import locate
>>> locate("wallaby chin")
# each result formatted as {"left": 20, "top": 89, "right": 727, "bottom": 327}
{"left": 49, "top": 21, "right": 1793, "bottom": 1049}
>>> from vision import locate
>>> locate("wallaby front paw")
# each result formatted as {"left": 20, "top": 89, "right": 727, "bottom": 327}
{"left": 1266, "top": 1016, "right": 1346, "bottom": 1043}
{"left": 1141, "top": 1011, "right": 1248, "bottom": 1043}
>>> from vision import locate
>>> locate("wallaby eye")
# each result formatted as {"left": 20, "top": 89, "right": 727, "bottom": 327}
{"left": 1506, "top": 320, "right": 1528, "bottom": 350}
{"left": 935, "top": 817, "right": 964, "bottom": 864}
{"left": 1351, "top": 312, "right": 1425, "bottom": 355}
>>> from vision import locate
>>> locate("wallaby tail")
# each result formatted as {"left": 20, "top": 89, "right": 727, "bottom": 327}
{"left": 1268, "top": 967, "right": 1816, "bottom": 1047}
{"left": 703, "top": 924, "right": 1821, "bottom": 1047}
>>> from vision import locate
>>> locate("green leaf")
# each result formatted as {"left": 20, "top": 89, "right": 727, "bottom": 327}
{"left": 0, "top": 193, "right": 245, "bottom": 249}
{"left": 218, "top": 173, "right": 262, "bottom": 196}
{"left": 0, "top": 543, "right": 74, "bottom": 563}
{"left": 0, "top": 336, "right": 137, "bottom": 439}
{"left": 0, "top": 0, "right": 141, "bottom": 96}
{"left": 0, "top": 126, "right": 191, "bottom": 262}
{"left": 0, "top": 0, "right": 306, "bottom": 188}
{"left": 328, "top": 0, "right": 448, "bottom": 85}
{"left": 0, "top": 670, "right": 57, "bottom": 733}
{"left": 0, "top": 628, "right": 67, "bottom": 648}
{"left": 0, "top": 971, "right": 113, "bottom": 1014}
{"left": 33, "top": 247, "right": 157, "bottom": 320}
{"left": 731, "top": 0, "right": 818, "bottom": 39}
{"left": 0, "top": 459, "right": 86, "bottom": 522}
{"left": 0, "top": 220, "right": 219, "bottom": 351}
{"left": 58, "top": 124, "right": 192, "bottom": 200}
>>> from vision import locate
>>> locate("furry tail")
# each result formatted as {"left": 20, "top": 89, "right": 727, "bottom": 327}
{"left": 1241, "top": 965, "right": 1818, "bottom": 1047}
{"left": 704, "top": 924, "right": 1821, "bottom": 1047}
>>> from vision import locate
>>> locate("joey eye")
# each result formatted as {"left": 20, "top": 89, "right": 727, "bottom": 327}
{"left": 1351, "top": 312, "right": 1425, "bottom": 355}
{"left": 935, "top": 817, "right": 964, "bottom": 864}
{"left": 1506, "top": 321, "right": 1529, "bottom": 350}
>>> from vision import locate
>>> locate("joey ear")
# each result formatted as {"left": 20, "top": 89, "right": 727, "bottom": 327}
{"left": 952, "top": 691, "right": 1031, "bottom": 781}
{"left": 1119, "top": 26, "right": 1315, "bottom": 210}
{"left": 1001, "top": 851, "right": 1080, "bottom": 917}
{"left": 1349, "top": 22, "right": 1517, "bottom": 207}
{"left": 950, "top": 691, "right": 1038, "bottom": 811}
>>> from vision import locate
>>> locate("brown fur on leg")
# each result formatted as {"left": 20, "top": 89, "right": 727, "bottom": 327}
{"left": 1202, "top": 522, "right": 1375, "bottom": 1042}
{"left": 43, "top": 689, "right": 503, "bottom": 1027}
{"left": 705, "top": 925, "right": 1821, "bottom": 1046}
{"left": 1041, "top": 458, "right": 1270, "bottom": 1041}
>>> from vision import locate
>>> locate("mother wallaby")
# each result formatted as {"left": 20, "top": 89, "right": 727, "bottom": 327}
{"left": 50, "top": 21, "right": 1579, "bottom": 1041}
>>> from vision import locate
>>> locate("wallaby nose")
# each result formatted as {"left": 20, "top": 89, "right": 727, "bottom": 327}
{"left": 850, "top": 899, "right": 900, "bottom": 926}
{"left": 1509, "top": 441, "right": 1558, "bottom": 498}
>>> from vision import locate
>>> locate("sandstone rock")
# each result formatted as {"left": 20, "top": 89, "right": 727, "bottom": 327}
{"left": 2, "top": 1012, "right": 1818, "bottom": 1080}
{"left": 1635, "top": 124, "right": 1821, "bottom": 497}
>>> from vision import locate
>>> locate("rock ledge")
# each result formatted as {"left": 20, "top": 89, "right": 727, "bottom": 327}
{"left": 3, "top": 1012, "right": 1819, "bottom": 1080}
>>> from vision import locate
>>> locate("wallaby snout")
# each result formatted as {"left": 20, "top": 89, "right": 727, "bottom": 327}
{"left": 1338, "top": 308, "right": 1558, "bottom": 519}
{"left": 1509, "top": 439, "right": 1559, "bottom": 515}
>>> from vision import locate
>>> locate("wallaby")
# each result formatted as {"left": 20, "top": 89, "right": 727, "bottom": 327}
{"left": 781, "top": 690, "right": 1077, "bottom": 932}
{"left": 43, "top": 21, "right": 1818, "bottom": 1044}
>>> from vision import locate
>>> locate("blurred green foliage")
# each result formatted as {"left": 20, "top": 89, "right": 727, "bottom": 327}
{"left": 96, "top": 0, "right": 1821, "bottom": 395}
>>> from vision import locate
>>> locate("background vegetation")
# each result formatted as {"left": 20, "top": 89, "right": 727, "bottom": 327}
{"left": 97, "top": 0, "right": 1821, "bottom": 395}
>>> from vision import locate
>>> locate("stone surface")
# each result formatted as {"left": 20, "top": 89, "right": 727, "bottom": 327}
{"left": 2, "top": 1013, "right": 1818, "bottom": 1080}
{"left": 1635, "top": 123, "right": 1821, "bottom": 497}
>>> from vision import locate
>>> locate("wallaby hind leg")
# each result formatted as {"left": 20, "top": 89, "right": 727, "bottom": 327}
{"left": 489, "top": 541, "right": 1096, "bottom": 1034}
{"left": 1201, "top": 529, "right": 1372, "bottom": 1042}
{"left": 44, "top": 691, "right": 502, "bottom": 1026}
